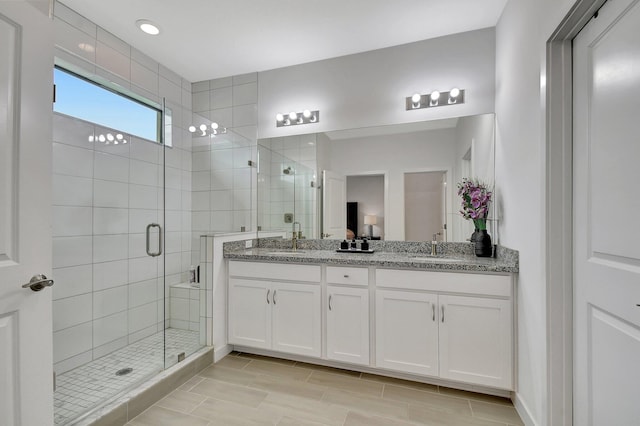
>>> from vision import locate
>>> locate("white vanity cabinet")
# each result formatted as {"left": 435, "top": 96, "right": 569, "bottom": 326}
{"left": 326, "top": 266, "right": 370, "bottom": 366}
{"left": 228, "top": 261, "right": 322, "bottom": 357}
{"left": 375, "top": 269, "right": 513, "bottom": 389}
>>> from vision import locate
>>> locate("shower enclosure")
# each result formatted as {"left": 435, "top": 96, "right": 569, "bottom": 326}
{"left": 51, "top": 99, "right": 205, "bottom": 424}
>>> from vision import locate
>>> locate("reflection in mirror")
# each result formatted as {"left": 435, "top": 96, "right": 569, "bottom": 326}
{"left": 257, "top": 113, "right": 495, "bottom": 242}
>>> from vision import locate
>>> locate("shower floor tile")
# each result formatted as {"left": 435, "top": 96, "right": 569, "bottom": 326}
{"left": 54, "top": 328, "right": 201, "bottom": 425}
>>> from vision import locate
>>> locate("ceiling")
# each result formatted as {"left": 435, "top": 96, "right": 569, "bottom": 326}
{"left": 59, "top": 0, "right": 508, "bottom": 83}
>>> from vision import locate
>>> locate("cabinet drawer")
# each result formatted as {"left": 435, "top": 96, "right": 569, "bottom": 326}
{"left": 327, "top": 266, "right": 368, "bottom": 286}
{"left": 376, "top": 269, "right": 511, "bottom": 297}
{"left": 229, "top": 261, "right": 321, "bottom": 283}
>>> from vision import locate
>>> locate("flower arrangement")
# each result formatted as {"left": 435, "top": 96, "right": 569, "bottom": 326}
{"left": 457, "top": 178, "right": 492, "bottom": 230}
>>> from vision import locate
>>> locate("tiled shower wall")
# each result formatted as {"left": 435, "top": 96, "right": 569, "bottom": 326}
{"left": 190, "top": 74, "right": 259, "bottom": 260}
{"left": 51, "top": 2, "right": 194, "bottom": 374}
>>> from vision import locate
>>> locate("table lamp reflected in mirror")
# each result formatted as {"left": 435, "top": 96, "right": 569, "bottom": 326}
{"left": 364, "top": 215, "right": 377, "bottom": 238}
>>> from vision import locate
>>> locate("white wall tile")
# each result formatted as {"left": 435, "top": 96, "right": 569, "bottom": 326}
{"left": 210, "top": 211, "right": 233, "bottom": 231}
{"left": 211, "top": 87, "right": 232, "bottom": 110}
{"left": 53, "top": 142, "right": 94, "bottom": 177}
{"left": 159, "top": 64, "right": 181, "bottom": 86}
{"left": 94, "top": 151, "right": 129, "bottom": 182}
{"left": 54, "top": 350, "right": 93, "bottom": 375}
{"left": 53, "top": 2, "right": 97, "bottom": 37}
{"left": 94, "top": 129, "right": 130, "bottom": 157}
{"left": 192, "top": 211, "right": 210, "bottom": 232}
{"left": 96, "top": 41, "right": 130, "bottom": 80}
{"left": 53, "top": 113, "right": 94, "bottom": 147}
{"left": 165, "top": 166, "right": 182, "bottom": 190}
{"left": 129, "top": 209, "right": 158, "bottom": 234}
{"left": 53, "top": 236, "right": 93, "bottom": 268}
{"left": 233, "top": 147, "right": 252, "bottom": 169}
{"left": 160, "top": 77, "right": 182, "bottom": 104}
{"left": 189, "top": 299, "right": 200, "bottom": 322}
{"left": 211, "top": 149, "right": 233, "bottom": 170}
{"left": 192, "top": 151, "right": 210, "bottom": 172}
{"left": 97, "top": 27, "right": 130, "bottom": 56}
{"left": 128, "top": 233, "right": 147, "bottom": 259}
{"left": 166, "top": 210, "right": 182, "bottom": 232}
{"left": 233, "top": 73, "right": 257, "bottom": 85}
{"left": 52, "top": 265, "right": 93, "bottom": 300}
{"left": 53, "top": 174, "right": 93, "bottom": 206}
{"left": 131, "top": 47, "right": 158, "bottom": 74}
{"left": 129, "top": 184, "right": 158, "bottom": 210}
{"left": 128, "top": 302, "right": 157, "bottom": 333}
{"left": 209, "top": 108, "right": 233, "bottom": 128}
{"left": 93, "top": 336, "right": 127, "bottom": 360}
{"left": 232, "top": 211, "right": 251, "bottom": 232}
{"left": 94, "top": 179, "right": 128, "bottom": 208}
{"left": 192, "top": 171, "right": 211, "bottom": 191}
{"left": 53, "top": 322, "right": 92, "bottom": 363}
{"left": 53, "top": 293, "right": 92, "bottom": 332}
{"left": 128, "top": 279, "right": 157, "bottom": 308}
{"left": 130, "top": 137, "right": 160, "bottom": 164}
{"left": 233, "top": 168, "right": 252, "bottom": 190}
{"left": 128, "top": 256, "right": 158, "bottom": 284}
{"left": 93, "top": 286, "right": 127, "bottom": 319}
{"left": 192, "top": 191, "right": 210, "bottom": 211}
{"left": 170, "top": 297, "right": 189, "bottom": 322}
{"left": 165, "top": 188, "right": 182, "bottom": 211}
{"left": 54, "top": 19, "right": 96, "bottom": 64}
{"left": 232, "top": 82, "right": 257, "bottom": 106}
{"left": 93, "top": 259, "right": 128, "bottom": 291}
{"left": 192, "top": 91, "right": 210, "bottom": 112}
{"left": 92, "top": 207, "right": 128, "bottom": 236}
{"left": 165, "top": 146, "right": 182, "bottom": 169}
{"left": 165, "top": 253, "right": 182, "bottom": 276}
{"left": 130, "top": 159, "right": 159, "bottom": 187}
{"left": 53, "top": 206, "right": 92, "bottom": 237}
{"left": 210, "top": 76, "right": 233, "bottom": 89}
{"left": 210, "top": 190, "right": 233, "bottom": 211}
{"left": 211, "top": 170, "right": 233, "bottom": 190}
{"left": 128, "top": 324, "right": 157, "bottom": 344}
{"left": 232, "top": 104, "right": 257, "bottom": 128}
{"left": 93, "top": 234, "right": 128, "bottom": 263}
{"left": 93, "top": 311, "right": 128, "bottom": 347}
{"left": 192, "top": 80, "right": 209, "bottom": 93}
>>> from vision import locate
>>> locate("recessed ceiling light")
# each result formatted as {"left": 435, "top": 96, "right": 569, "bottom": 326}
{"left": 136, "top": 19, "right": 161, "bottom": 35}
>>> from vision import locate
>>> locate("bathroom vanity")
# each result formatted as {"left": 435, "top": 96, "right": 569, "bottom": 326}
{"left": 224, "top": 240, "right": 518, "bottom": 395}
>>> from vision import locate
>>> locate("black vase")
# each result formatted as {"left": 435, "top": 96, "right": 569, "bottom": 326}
{"left": 474, "top": 230, "right": 493, "bottom": 257}
{"left": 470, "top": 228, "right": 479, "bottom": 243}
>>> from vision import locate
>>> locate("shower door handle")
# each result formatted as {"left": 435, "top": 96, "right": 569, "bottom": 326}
{"left": 146, "top": 223, "right": 163, "bottom": 257}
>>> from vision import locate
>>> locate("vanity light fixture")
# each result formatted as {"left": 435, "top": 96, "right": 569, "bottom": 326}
{"left": 136, "top": 19, "right": 161, "bottom": 36}
{"left": 406, "top": 88, "right": 465, "bottom": 110}
{"left": 88, "top": 132, "right": 127, "bottom": 145}
{"left": 276, "top": 109, "right": 319, "bottom": 127}
{"left": 188, "top": 121, "right": 228, "bottom": 137}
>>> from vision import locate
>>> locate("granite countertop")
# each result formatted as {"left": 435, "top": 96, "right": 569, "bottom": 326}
{"left": 224, "top": 240, "right": 519, "bottom": 274}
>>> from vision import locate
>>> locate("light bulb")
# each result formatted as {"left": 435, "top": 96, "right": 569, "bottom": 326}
{"left": 199, "top": 124, "right": 207, "bottom": 131}
{"left": 310, "top": 114, "right": 317, "bottom": 123}
{"left": 289, "top": 111, "right": 297, "bottom": 121}
{"left": 303, "top": 109, "right": 311, "bottom": 118}
{"left": 211, "top": 122, "right": 219, "bottom": 130}
{"left": 430, "top": 91, "right": 440, "bottom": 101}
{"left": 276, "top": 113, "right": 284, "bottom": 122}
{"left": 411, "top": 93, "right": 421, "bottom": 103}
{"left": 88, "top": 135, "right": 95, "bottom": 142}
{"left": 106, "top": 133, "right": 114, "bottom": 141}
{"left": 98, "top": 134, "right": 106, "bottom": 142}
{"left": 116, "top": 134, "right": 123, "bottom": 140}
{"left": 188, "top": 125, "right": 196, "bottom": 133}
{"left": 136, "top": 19, "right": 161, "bottom": 35}
{"left": 450, "top": 88, "right": 460, "bottom": 98}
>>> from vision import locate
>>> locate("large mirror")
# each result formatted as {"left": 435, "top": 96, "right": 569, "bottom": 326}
{"left": 257, "top": 113, "right": 495, "bottom": 242}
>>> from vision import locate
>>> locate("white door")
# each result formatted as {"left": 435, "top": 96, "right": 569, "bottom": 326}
{"left": 322, "top": 170, "right": 346, "bottom": 239}
{"left": 0, "top": 3, "right": 54, "bottom": 426}
{"left": 228, "top": 279, "right": 271, "bottom": 349}
{"left": 438, "top": 295, "right": 512, "bottom": 389}
{"left": 271, "top": 282, "right": 321, "bottom": 357}
{"left": 326, "top": 286, "right": 369, "bottom": 365}
{"left": 375, "top": 289, "right": 438, "bottom": 376}
{"left": 573, "top": 0, "right": 640, "bottom": 424}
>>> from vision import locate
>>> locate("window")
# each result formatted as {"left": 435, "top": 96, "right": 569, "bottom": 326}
{"left": 53, "top": 67, "right": 162, "bottom": 143}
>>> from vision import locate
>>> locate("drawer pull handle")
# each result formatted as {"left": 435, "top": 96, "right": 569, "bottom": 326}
{"left": 441, "top": 305, "right": 445, "bottom": 323}
{"left": 266, "top": 289, "right": 270, "bottom": 304}
{"left": 273, "top": 290, "right": 277, "bottom": 305}
{"left": 343, "top": 275, "right": 349, "bottom": 278}
{"left": 432, "top": 304, "right": 435, "bottom": 322}
{"left": 329, "top": 295, "right": 333, "bottom": 311}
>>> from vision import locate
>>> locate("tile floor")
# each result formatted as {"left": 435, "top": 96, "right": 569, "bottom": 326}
{"left": 55, "top": 328, "right": 202, "bottom": 425}
{"left": 127, "top": 352, "right": 524, "bottom": 426}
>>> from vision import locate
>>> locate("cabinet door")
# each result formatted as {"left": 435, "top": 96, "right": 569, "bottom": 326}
{"left": 375, "top": 290, "right": 438, "bottom": 376}
{"left": 271, "top": 282, "right": 321, "bottom": 357}
{"left": 327, "top": 286, "right": 369, "bottom": 365}
{"left": 438, "top": 295, "right": 512, "bottom": 389}
{"left": 228, "top": 279, "right": 271, "bottom": 349}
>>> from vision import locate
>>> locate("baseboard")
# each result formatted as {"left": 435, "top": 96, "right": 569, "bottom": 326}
{"left": 214, "top": 343, "right": 233, "bottom": 362}
{"left": 514, "top": 392, "right": 538, "bottom": 426}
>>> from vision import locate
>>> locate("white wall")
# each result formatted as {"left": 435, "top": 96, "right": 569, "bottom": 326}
{"left": 346, "top": 175, "right": 385, "bottom": 238}
{"left": 404, "top": 172, "right": 445, "bottom": 241}
{"left": 257, "top": 28, "right": 495, "bottom": 138}
{"left": 329, "top": 128, "right": 456, "bottom": 240}
{"left": 495, "top": 0, "right": 576, "bottom": 424}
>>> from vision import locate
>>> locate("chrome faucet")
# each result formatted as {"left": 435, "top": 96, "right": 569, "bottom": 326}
{"left": 292, "top": 222, "right": 301, "bottom": 251}
{"left": 431, "top": 233, "right": 439, "bottom": 256}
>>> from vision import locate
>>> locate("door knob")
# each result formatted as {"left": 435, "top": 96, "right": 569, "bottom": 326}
{"left": 22, "top": 274, "right": 54, "bottom": 292}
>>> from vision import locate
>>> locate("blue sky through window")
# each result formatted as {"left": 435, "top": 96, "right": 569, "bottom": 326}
{"left": 54, "top": 68, "right": 160, "bottom": 142}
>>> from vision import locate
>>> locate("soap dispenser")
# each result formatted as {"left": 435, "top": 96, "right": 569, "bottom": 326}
{"left": 340, "top": 240, "right": 349, "bottom": 250}
{"left": 350, "top": 239, "right": 357, "bottom": 250}
{"left": 360, "top": 238, "right": 369, "bottom": 251}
